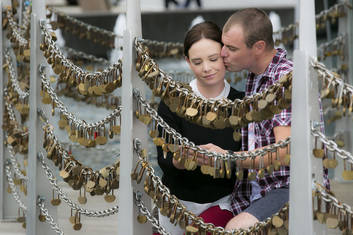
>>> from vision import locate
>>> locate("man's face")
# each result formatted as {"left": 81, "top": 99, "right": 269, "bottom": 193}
{"left": 221, "top": 24, "right": 255, "bottom": 72}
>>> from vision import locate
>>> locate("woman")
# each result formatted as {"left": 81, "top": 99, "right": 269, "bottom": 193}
{"left": 156, "top": 22, "right": 244, "bottom": 234}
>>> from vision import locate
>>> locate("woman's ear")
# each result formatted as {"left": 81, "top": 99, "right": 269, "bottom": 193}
{"left": 185, "top": 56, "right": 191, "bottom": 66}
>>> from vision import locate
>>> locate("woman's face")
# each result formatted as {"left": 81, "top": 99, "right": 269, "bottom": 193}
{"left": 186, "top": 38, "right": 226, "bottom": 87}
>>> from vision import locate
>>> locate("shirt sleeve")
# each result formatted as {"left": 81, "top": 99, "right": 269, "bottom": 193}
{"left": 272, "top": 106, "right": 291, "bottom": 128}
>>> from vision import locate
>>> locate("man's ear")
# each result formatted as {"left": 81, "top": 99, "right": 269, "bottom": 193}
{"left": 253, "top": 40, "right": 266, "bottom": 54}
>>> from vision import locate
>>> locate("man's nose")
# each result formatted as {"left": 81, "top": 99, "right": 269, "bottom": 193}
{"left": 221, "top": 46, "right": 227, "bottom": 57}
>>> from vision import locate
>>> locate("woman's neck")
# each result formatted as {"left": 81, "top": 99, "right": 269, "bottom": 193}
{"left": 196, "top": 80, "right": 225, "bottom": 99}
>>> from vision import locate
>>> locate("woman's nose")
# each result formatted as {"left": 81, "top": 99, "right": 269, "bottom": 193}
{"left": 203, "top": 62, "right": 211, "bottom": 72}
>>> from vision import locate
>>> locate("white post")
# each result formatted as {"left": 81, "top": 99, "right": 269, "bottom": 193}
{"left": 290, "top": 0, "right": 324, "bottom": 234}
{"left": 1, "top": 1, "right": 20, "bottom": 221}
{"left": 27, "top": 0, "right": 56, "bottom": 234}
{"left": 0, "top": 0, "right": 5, "bottom": 220}
{"left": 18, "top": 0, "right": 23, "bottom": 25}
{"left": 332, "top": 0, "right": 353, "bottom": 183}
{"left": 118, "top": 0, "right": 151, "bottom": 234}
{"left": 348, "top": 0, "right": 353, "bottom": 85}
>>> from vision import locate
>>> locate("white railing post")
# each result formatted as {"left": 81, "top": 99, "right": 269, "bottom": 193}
{"left": 290, "top": 0, "right": 324, "bottom": 234}
{"left": 1, "top": 0, "right": 22, "bottom": 221}
{"left": 348, "top": 0, "right": 353, "bottom": 85}
{"left": 118, "top": 0, "right": 151, "bottom": 234}
{"left": 0, "top": 0, "right": 5, "bottom": 221}
{"left": 331, "top": 0, "right": 353, "bottom": 183}
{"left": 27, "top": 0, "right": 56, "bottom": 234}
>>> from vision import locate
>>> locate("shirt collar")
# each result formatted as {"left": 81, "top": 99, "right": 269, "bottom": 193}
{"left": 262, "top": 48, "right": 288, "bottom": 77}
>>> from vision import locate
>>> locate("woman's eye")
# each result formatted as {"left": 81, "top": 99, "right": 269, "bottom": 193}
{"left": 210, "top": 58, "right": 218, "bottom": 62}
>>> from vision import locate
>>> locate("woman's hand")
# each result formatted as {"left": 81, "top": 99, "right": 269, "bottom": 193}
{"left": 199, "top": 143, "right": 228, "bottom": 154}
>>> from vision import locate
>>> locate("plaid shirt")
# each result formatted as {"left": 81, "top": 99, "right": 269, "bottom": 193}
{"left": 231, "top": 48, "right": 329, "bottom": 215}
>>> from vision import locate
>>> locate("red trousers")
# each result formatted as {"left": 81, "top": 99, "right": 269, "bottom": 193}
{"left": 153, "top": 205, "right": 233, "bottom": 235}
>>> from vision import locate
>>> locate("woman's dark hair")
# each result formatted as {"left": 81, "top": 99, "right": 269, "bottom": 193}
{"left": 184, "top": 21, "right": 223, "bottom": 58}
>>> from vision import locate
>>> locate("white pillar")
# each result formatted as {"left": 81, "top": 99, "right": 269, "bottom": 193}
{"left": 27, "top": 0, "right": 56, "bottom": 234}
{"left": 0, "top": 0, "right": 5, "bottom": 220}
{"left": 117, "top": 0, "right": 151, "bottom": 234}
{"left": 290, "top": 0, "right": 324, "bottom": 234}
{"left": 332, "top": 0, "right": 353, "bottom": 183}
{"left": 1, "top": 0, "right": 23, "bottom": 221}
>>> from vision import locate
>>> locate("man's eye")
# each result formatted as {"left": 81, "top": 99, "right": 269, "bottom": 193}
{"left": 193, "top": 62, "right": 201, "bottom": 65}
{"left": 210, "top": 58, "right": 218, "bottom": 62}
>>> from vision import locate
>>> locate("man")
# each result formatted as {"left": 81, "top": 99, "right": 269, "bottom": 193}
{"left": 201, "top": 8, "right": 329, "bottom": 230}
{"left": 201, "top": 8, "right": 293, "bottom": 230}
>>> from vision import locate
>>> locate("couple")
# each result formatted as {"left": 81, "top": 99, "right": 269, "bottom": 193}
{"left": 157, "top": 8, "right": 293, "bottom": 234}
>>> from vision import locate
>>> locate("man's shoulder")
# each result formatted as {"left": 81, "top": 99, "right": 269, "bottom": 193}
{"left": 269, "top": 57, "right": 293, "bottom": 82}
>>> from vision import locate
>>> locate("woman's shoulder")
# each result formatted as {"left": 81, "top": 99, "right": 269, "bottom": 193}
{"left": 228, "top": 87, "right": 245, "bottom": 100}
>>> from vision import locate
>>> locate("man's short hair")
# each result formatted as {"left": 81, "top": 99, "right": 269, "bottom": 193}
{"left": 223, "top": 8, "right": 274, "bottom": 49}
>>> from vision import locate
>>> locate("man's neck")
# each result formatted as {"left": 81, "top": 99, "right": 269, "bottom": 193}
{"left": 251, "top": 48, "right": 277, "bottom": 75}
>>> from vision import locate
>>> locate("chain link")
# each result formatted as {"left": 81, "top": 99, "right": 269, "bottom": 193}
{"left": 40, "top": 21, "right": 121, "bottom": 84}
{"left": 38, "top": 109, "right": 120, "bottom": 179}
{"left": 21, "top": 4, "right": 32, "bottom": 34}
{"left": 317, "top": 34, "right": 347, "bottom": 54}
{"left": 133, "top": 89, "right": 290, "bottom": 162}
{"left": 4, "top": 162, "right": 27, "bottom": 211}
{"left": 311, "top": 127, "right": 353, "bottom": 164}
{"left": 39, "top": 66, "right": 122, "bottom": 129}
{"left": 134, "top": 192, "right": 171, "bottom": 235}
{"left": 37, "top": 197, "right": 65, "bottom": 235}
{"left": 133, "top": 138, "right": 288, "bottom": 235}
{"left": 37, "top": 152, "right": 120, "bottom": 217}
{"left": 6, "top": 143, "right": 28, "bottom": 180}
{"left": 314, "top": 181, "right": 353, "bottom": 215}
{"left": 4, "top": 89, "right": 18, "bottom": 121}
{"left": 311, "top": 58, "right": 353, "bottom": 94}
{"left": 4, "top": 48, "right": 29, "bottom": 99}
{"left": 63, "top": 46, "right": 109, "bottom": 64}
{"left": 134, "top": 41, "right": 292, "bottom": 130}
{"left": 47, "top": 7, "right": 119, "bottom": 39}
{"left": 5, "top": 8, "right": 29, "bottom": 47}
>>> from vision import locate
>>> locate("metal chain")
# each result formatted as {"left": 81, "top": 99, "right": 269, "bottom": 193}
{"left": 317, "top": 34, "right": 347, "bottom": 53}
{"left": 134, "top": 191, "right": 171, "bottom": 235}
{"left": 38, "top": 109, "right": 120, "bottom": 179}
{"left": 135, "top": 40, "right": 292, "bottom": 116}
{"left": 314, "top": 181, "right": 353, "bottom": 215}
{"left": 40, "top": 21, "right": 121, "bottom": 83}
{"left": 47, "top": 7, "right": 119, "bottom": 39}
{"left": 3, "top": 48, "right": 29, "bottom": 99}
{"left": 63, "top": 46, "right": 109, "bottom": 64}
{"left": 37, "top": 197, "right": 65, "bottom": 235}
{"left": 21, "top": 4, "right": 32, "bottom": 34}
{"left": 3, "top": 90, "right": 29, "bottom": 137}
{"left": 311, "top": 127, "right": 353, "bottom": 164}
{"left": 6, "top": 144, "right": 28, "bottom": 180}
{"left": 39, "top": 67, "right": 122, "bottom": 129}
{"left": 273, "top": 1, "right": 351, "bottom": 43}
{"left": 4, "top": 162, "right": 27, "bottom": 211}
{"left": 37, "top": 152, "right": 120, "bottom": 217}
{"left": 4, "top": 89, "right": 17, "bottom": 122}
{"left": 133, "top": 89, "right": 291, "bottom": 161}
{"left": 133, "top": 138, "right": 288, "bottom": 234}
{"left": 315, "top": 1, "right": 352, "bottom": 23}
{"left": 311, "top": 58, "right": 353, "bottom": 96}
{"left": 5, "top": 8, "right": 29, "bottom": 47}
